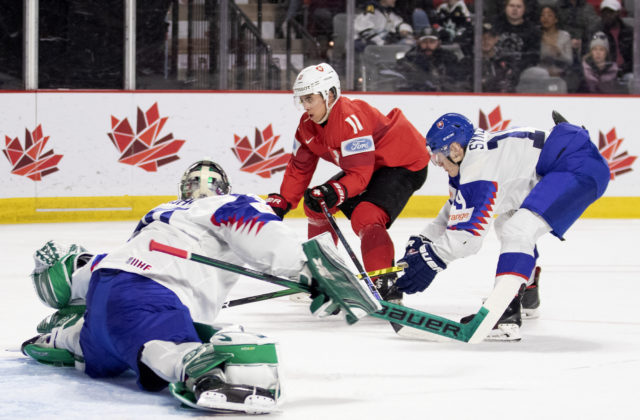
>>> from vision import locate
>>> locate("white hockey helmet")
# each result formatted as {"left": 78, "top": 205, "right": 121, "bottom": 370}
{"left": 179, "top": 159, "right": 231, "bottom": 200}
{"left": 292, "top": 63, "right": 341, "bottom": 112}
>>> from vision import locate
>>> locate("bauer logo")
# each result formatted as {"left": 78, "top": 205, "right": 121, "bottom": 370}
{"left": 2, "top": 125, "right": 63, "bottom": 181}
{"left": 107, "top": 102, "right": 185, "bottom": 172}
{"left": 341, "top": 136, "right": 374, "bottom": 157}
{"left": 231, "top": 124, "right": 291, "bottom": 178}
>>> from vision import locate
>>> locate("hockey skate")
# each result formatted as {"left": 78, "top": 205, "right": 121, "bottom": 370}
{"left": 170, "top": 369, "right": 277, "bottom": 414}
{"left": 522, "top": 266, "right": 541, "bottom": 319}
{"left": 374, "top": 273, "right": 403, "bottom": 305}
{"left": 461, "top": 294, "right": 522, "bottom": 342}
{"left": 21, "top": 333, "right": 76, "bottom": 367}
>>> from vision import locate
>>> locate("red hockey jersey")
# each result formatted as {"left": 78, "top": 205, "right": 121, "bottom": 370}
{"left": 280, "top": 96, "right": 430, "bottom": 208}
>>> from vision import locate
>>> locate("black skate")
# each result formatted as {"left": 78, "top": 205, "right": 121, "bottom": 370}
{"left": 193, "top": 372, "right": 276, "bottom": 414}
{"left": 522, "top": 266, "right": 541, "bottom": 319}
{"left": 374, "top": 273, "right": 403, "bottom": 305}
{"left": 461, "top": 292, "right": 523, "bottom": 342}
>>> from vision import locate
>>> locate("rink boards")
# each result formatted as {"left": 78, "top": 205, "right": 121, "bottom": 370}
{"left": 0, "top": 91, "right": 638, "bottom": 223}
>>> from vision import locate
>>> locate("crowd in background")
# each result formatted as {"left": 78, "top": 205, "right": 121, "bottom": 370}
{"left": 280, "top": 0, "right": 635, "bottom": 94}
{"left": 0, "top": 0, "right": 635, "bottom": 94}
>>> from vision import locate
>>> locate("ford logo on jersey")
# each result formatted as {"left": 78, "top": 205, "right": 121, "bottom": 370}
{"left": 341, "top": 136, "right": 375, "bottom": 157}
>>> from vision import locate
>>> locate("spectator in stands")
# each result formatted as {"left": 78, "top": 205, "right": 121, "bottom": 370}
{"left": 539, "top": 4, "right": 573, "bottom": 77}
{"left": 493, "top": 0, "right": 541, "bottom": 91}
{"left": 354, "top": 0, "right": 415, "bottom": 52}
{"left": 597, "top": 0, "right": 633, "bottom": 77}
{"left": 556, "top": 0, "right": 600, "bottom": 64}
{"left": 395, "top": 0, "right": 433, "bottom": 35}
{"left": 580, "top": 31, "right": 622, "bottom": 93}
{"left": 433, "top": 0, "right": 473, "bottom": 56}
{"left": 394, "top": 27, "right": 467, "bottom": 92}
{"left": 480, "top": 22, "right": 518, "bottom": 92}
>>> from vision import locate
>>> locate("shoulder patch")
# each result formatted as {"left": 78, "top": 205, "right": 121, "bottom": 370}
{"left": 341, "top": 136, "right": 375, "bottom": 157}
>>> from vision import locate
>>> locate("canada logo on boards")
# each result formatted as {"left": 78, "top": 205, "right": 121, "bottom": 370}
{"left": 2, "top": 125, "right": 63, "bottom": 181}
{"left": 230, "top": 124, "right": 291, "bottom": 178}
{"left": 597, "top": 128, "right": 637, "bottom": 179}
{"left": 478, "top": 106, "right": 511, "bottom": 132}
{"left": 107, "top": 102, "right": 185, "bottom": 172}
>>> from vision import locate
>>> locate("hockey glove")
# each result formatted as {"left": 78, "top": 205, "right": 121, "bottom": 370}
{"left": 31, "top": 241, "right": 93, "bottom": 308}
{"left": 303, "top": 181, "right": 347, "bottom": 213}
{"left": 396, "top": 235, "right": 447, "bottom": 294}
{"left": 265, "top": 193, "right": 291, "bottom": 219}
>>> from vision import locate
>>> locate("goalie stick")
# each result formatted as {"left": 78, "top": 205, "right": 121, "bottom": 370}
{"left": 224, "top": 265, "right": 405, "bottom": 308}
{"left": 148, "top": 240, "right": 495, "bottom": 343}
{"left": 315, "top": 199, "right": 506, "bottom": 343}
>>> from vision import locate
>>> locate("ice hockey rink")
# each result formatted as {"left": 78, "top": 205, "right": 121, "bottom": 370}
{"left": 1, "top": 217, "right": 639, "bottom": 420}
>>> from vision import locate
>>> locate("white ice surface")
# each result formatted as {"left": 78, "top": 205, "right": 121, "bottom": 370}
{"left": 1, "top": 218, "right": 639, "bottom": 420}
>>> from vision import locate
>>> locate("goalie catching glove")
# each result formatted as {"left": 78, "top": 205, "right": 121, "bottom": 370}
{"left": 301, "top": 232, "right": 381, "bottom": 323}
{"left": 31, "top": 240, "right": 94, "bottom": 308}
{"left": 303, "top": 181, "right": 347, "bottom": 213}
{"left": 396, "top": 235, "right": 447, "bottom": 294}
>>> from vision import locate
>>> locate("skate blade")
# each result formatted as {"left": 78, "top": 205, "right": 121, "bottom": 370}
{"left": 522, "top": 307, "right": 540, "bottom": 319}
{"left": 484, "top": 323, "right": 521, "bottom": 342}
{"left": 197, "top": 391, "right": 276, "bottom": 414}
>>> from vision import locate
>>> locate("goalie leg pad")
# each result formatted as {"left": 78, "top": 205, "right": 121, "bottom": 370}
{"left": 170, "top": 330, "right": 281, "bottom": 414}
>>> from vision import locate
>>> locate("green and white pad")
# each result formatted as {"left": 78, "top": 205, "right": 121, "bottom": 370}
{"left": 169, "top": 329, "right": 281, "bottom": 413}
{"left": 31, "top": 241, "right": 92, "bottom": 309}
{"left": 303, "top": 233, "right": 382, "bottom": 324}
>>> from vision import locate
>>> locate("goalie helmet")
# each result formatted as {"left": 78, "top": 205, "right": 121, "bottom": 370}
{"left": 292, "top": 63, "right": 341, "bottom": 112}
{"left": 426, "top": 113, "right": 475, "bottom": 161}
{"left": 179, "top": 160, "right": 231, "bottom": 200}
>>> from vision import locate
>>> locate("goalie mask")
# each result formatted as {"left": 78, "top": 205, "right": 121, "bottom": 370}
{"left": 179, "top": 160, "right": 231, "bottom": 200}
{"left": 293, "top": 63, "right": 341, "bottom": 115}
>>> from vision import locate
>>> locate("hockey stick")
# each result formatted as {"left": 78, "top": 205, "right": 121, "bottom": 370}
{"left": 224, "top": 265, "right": 406, "bottom": 308}
{"left": 316, "top": 199, "right": 382, "bottom": 299}
{"left": 149, "top": 239, "right": 489, "bottom": 342}
{"left": 315, "top": 200, "right": 507, "bottom": 343}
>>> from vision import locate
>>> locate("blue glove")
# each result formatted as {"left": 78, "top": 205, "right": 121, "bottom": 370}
{"left": 396, "top": 235, "right": 447, "bottom": 294}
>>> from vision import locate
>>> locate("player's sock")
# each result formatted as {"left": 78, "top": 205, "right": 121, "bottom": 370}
{"left": 359, "top": 223, "right": 394, "bottom": 272}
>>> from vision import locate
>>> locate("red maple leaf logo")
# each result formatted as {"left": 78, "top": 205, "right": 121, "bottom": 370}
{"left": 598, "top": 128, "right": 637, "bottom": 179}
{"left": 478, "top": 106, "right": 511, "bottom": 132}
{"left": 107, "top": 102, "right": 185, "bottom": 172}
{"left": 2, "top": 125, "right": 63, "bottom": 181}
{"left": 231, "top": 124, "right": 291, "bottom": 178}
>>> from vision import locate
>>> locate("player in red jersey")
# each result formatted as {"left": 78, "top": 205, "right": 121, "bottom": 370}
{"left": 266, "top": 63, "right": 430, "bottom": 302}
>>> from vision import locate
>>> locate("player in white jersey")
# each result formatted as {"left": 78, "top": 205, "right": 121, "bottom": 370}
{"left": 395, "top": 113, "right": 610, "bottom": 341}
{"left": 22, "top": 159, "right": 379, "bottom": 413}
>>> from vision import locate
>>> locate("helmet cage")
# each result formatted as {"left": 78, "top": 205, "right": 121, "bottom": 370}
{"left": 179, "top": 160, "right": 231, "bottom": 200}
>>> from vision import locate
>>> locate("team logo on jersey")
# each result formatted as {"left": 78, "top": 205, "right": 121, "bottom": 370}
{"left": 341, "top": 136, "right": 374, "bottom": 157}
{"left": 2, "top": 125, "right": 63, "bottom": 181}
{"left": 597, "top": 127, "right": 637, "bottom": 179}
{"left": 231, "top": 124, "right": 291, "bottom": 178}
{"left": 107, "top": 102, "right": 186, "bottom": 172}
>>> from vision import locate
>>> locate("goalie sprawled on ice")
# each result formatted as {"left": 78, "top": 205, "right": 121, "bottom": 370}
{"left": 22, "top": 159, "right": 380, "bottom": 414}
